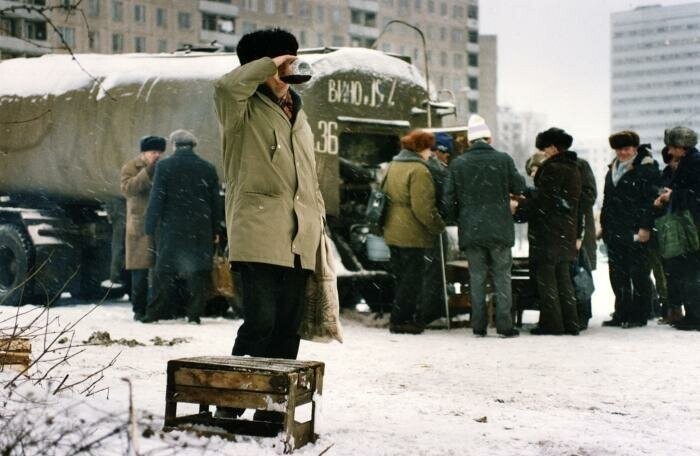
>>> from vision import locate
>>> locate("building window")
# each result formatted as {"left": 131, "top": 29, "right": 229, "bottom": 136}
{"left": 282, "top": 0, "right": 292, "bottom": 15}
{"left": 88, "top": 30, "right": 99, "bottom": 50}
{"left": 299, "top": 2, "right": 310, "bottom": 17}
{"left": 382, "top": 43, "right": 391, "bottom": 52}
{"left": 265, "top": 0, "right": 275, "bottom": 14}
{"left": 414, "top": 0, "right": 421, "bottom": 11}
{"left": 428, "top": 0, "right": 434, "bottom": 13}
{"left": 299, "top": 30, "right": 307, "bottom": 46}
{"left": 134, "top": 4, "right": 146, "bottom": 23}
{"left": 134, "top": 36, "right": 146, "bottom": 52}
{"left": 112, "top": 33, "right": 123, "bottom": 52}
{"left": 316, "top": 5, "right": 324, "bottom": 21}
{"left": 440, "top": 51, "right": 447, "bottom": 66}
{"left": 202, "top": 13, "right": 217, "bottom": 31}
{"left": 453, "top": 5, "right": 464, "bottom": 17}
{"left": 451, "top": 28, "right": 463, "bottom": 44}
{"left": 178, "top": 12, "right": 191, "bottom": 30}
{"left": 469, "top": 100, "right": 478, "bottom": 113}
{"left": 156, "top": 8, "right": 167, "bottom": 27}
{"left": 332, "top": 8, "right": 342, "bottom": 24}
{"left": 332, "top": 35, "right": 344, "bottom": 46}
{"left": 468, "top": 30, "right": 478, "bottom": 44}
{"left": 440, "top": 27, "right": 446, "bottom": 41}
{"left": 57, "top": 27, "right": 75, "bottom": 47}
{"left": 440, "top": 2, "right": 447, "bottom": 15}
{"left": 244, "top": 0, "right": 258, "bottom": 11}
{"left": 469, "top": 76, "right": 478, "bottom": 90}
{"left": 468, "top": 52, "right": 478, "bottom": 66}
{"left": 88, "top": 0, "right": 100, "bottom": 17}
{"left": 25, "top": 21, "right": 47, "bottom": 40}
{"left": 468, "top": 4, "right": 478, "bottom": 19}
{"left": 453, "top": 52, "right": 463, "bottom": 68}
{"left": 158, "top": 39, "right": 168, "bottom": 53}
{"left": 241, "top": 22, "right": 256, "bottom": 34}
{"left": 112, "top": 1, "right": 123, "bottom": 22}
{"left": 317, "top": 33, "right": 324, "bottom": 46}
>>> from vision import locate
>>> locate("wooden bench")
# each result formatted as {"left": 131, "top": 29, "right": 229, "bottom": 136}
{"left": 164, "top": 356, "right": 324, "bottom": 453}
{"left": 0, "top": 337, "right": 31, "bottom": 374}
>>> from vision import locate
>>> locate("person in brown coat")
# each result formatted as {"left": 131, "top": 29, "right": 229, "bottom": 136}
{"left": 525, "top": 128, "right": 582, "bottom": 335}
{"left": 120, "top": 135, "right": 165, "bottom": 319}
{"left": 382, "top": 129, "right": 445, "bottom": 334}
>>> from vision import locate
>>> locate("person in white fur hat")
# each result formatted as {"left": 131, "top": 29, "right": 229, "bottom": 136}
{"left": 444, "top": 114, "right": 525, "bottom": 337}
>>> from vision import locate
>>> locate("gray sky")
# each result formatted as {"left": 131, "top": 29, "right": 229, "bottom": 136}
{"left": 480, "top": 0, "right": 692, "bottom": 141}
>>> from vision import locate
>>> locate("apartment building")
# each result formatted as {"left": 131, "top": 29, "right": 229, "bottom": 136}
{"left": 1, "top": 0, "right": 484, "bottom": 121}
{"left": 611, "top": 3, "right": 700, "bottom": 150}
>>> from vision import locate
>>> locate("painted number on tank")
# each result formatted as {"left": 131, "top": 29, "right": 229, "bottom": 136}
{"left": 328, "top": 78, "right": 396, "bottom": 108}
{"left": 316, "top": 121, "right": 338, "bottom": 155}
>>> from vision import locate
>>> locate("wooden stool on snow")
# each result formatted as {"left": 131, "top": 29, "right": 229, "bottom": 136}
{"left": 163, "top": 356, "right": 324, "bottom": 452}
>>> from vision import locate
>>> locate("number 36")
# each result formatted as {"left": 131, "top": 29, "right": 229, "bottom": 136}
{"left": 315, "top": 120, "right": 338, "bottom": 155}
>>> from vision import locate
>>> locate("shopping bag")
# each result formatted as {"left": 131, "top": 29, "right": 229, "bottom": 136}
{"left": 655, "top": 210, "right": 700, "bottom": 259}
{"left": 300, "top": 228, "right": 343, "bottom": 343}
{"left": 211, "top": 244, "right": 235, "bottom": 298}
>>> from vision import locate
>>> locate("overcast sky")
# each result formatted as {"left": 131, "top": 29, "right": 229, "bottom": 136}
{"left": 480, "top": 0, "right": 692, "bottom": 142}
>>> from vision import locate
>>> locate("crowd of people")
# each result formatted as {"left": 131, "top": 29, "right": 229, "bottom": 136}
{"left": 380, "top": 117, "right": 700, "bottom": 336}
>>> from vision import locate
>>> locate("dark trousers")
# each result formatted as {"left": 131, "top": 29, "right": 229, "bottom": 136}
{"left": 666, "top": 255, "right": 700, "bottom": 321}
{"left": 231, "top": 262, "right": 309, "bottom": 359}
{"left": 389, "top": 246, "right": 426, "bottom": 325}
{"left": 420, "top": 233, "right": 448, "bottom": 324}
{"left": 463, "top": 244, "right": 514, "bottom": 333}
{"left": 146, "top": 270, "right": 209, "bottom": 321}
{"left": 130, "top": 269, "right": 149, "bottom": 317}
{"left": 608, "top": 241, "right": 652, "bottom": 324}
{"left": 536, "top": 260, "right": 579, "bottom": 333}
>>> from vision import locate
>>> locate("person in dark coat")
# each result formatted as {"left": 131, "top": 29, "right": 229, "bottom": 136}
{"left": 525, "top": 128, "right": 582, "bottom": 335}
{"left": 654, "top": 126, "right": 700, "bottom": 330}
{"left": 141, "top": 129, "right": 221, "bottom": 324}
{"left": 572, "top": 156, "right": 598, "bottom": 329}
{"left": 444, "top": 115, "right": 525, "bottom": 337}
{"left": 600, "top": 131, "right": 660, "bottom": 328}
{"left": 420, "top": 132, "right": 452, "bottom": 325}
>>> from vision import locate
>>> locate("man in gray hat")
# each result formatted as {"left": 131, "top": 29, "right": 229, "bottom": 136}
{"left": 141, "top": 129, "right": 221, "bottom": 324}
{"left": 655, "top": 126, "right": 700, "bottom": 330}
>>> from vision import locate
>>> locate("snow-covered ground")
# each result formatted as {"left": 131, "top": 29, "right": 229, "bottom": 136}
{"left": 2, "top": 264, "right": 699, "bottom": 455}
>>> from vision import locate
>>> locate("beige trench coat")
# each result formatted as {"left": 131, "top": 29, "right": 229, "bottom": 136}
{"left": 120, "top": 155, "right": 155, "bottom": 270}
{"left": 214, "top": 57, "right": 325, "bottom": 270}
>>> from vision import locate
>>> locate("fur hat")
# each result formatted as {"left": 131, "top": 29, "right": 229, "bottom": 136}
{"left": 608, "top": 130, "right": 640, "bottom": 149}
{"left": 140, "top": 135, "right": 166, "bottom": 152}
{"left": 525, "top": 151, "right": 547, "bottom": 177}
{"left": 467, "top": 114, "right": 492, "bottom": 141}
{"left": 236, "top": 28, "right": 298, "bottom": 65}
{"left": 535, "top": 127, "right": 573, "bottom": 151}
{"left": 169, "top": 129, "right": 197, "bottom": 147}
{"left": 664, "top": 126, "right": 698, "bottom": 148}
{"left": 433, "top": 132, "right": 454, "bottom": 154}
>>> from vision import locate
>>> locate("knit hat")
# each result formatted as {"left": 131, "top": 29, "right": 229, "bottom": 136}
{"left": 664, "top": 126, "right": 698, "bottom": 148}
{"left": 139, "top": 135, "right": 166, "bottom": 152}
{"left": 169, "top": 129, "right": 198, "bottom": 147}
{"left": 433, "top": 132, "right": 454, "bottom": 154}
{"left": 467, "top": 114, "right": 492, "bottom": 141}
{"left": 236, "top": 28, "right": 298, "bottom": 65}
{"left": 535, "top": 127, "right": 573, "bottom": 151}
{"left": 608, "top": 130, "right": 640, "bottom": 149}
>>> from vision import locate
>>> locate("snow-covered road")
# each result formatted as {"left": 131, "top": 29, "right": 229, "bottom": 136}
{"left": 2, "top": 265, "right": 699, "bottom": 455}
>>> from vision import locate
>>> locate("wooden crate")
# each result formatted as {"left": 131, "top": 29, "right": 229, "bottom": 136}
{"left": 164, "top": 356, "right": 324, "bottom": 453}
{"left": 0, "top": 337, "right": 31, "bottom": 374}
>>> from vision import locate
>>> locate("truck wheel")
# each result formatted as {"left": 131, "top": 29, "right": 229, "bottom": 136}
{"left": 0, "top": 224, "right": 33, "bottom": 307}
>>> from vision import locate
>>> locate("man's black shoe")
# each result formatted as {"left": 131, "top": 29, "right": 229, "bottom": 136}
{"left": 473, "top": 329, "right": 487, "bottom": 337}
{"left": 672, "top": 317, "right": 700, "bottom": 331}
{"left": 530, "top": 327, "right": 563, "bottom": 335}
{"left": 498, "top": 328, "right": 519, "bottom": 338}
{"left": 389, "top": 322, "right": 424, "bottom": 334}
{"left": 602, "top": 319, "right": 622, "bottom": 327}
{"left": 137, "top": 315, "right": 158, "bottom": 323}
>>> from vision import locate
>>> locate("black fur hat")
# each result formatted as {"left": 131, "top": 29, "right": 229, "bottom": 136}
{"left": 140, "top": 135, "right": 166, "bottom": 152}
{"left": 608, "top": 130, "right": 640, "bottom": 149}
{"left": 535, "top": 127, "right": 573, "bottom": 151}
{"left": 236, "top": 28, "right": 298, "bottom": 65}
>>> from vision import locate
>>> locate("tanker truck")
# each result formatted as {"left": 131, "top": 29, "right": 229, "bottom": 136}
{"left": 0, "top": 47, "right": 447, "bottom": 308}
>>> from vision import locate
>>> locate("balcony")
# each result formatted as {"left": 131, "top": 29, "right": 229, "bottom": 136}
{"left": 0, "top": 0, "right": 45, "bottom": 20}
{"left": 200, "top": 29, "right": 238, "bottom": 48}
{"left": 348, "top": 0, "right": 379, "bottom": 13}
{"left": 467, "top": 42, "right": 479, "bottom": 53}
{"left": 0, "top": 35, "right": 49, "bottom": 56}
{"left": 199, "top": 0, "right": 238, "bottom": 17}
{"left": 349, "top": 23, "right": 379, "bottom": 40}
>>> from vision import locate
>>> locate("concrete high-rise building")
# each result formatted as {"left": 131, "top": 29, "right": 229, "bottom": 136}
{"left": 496, "top": 105, "right": 547, "bottom": 171}
{"left": 478, "top": 34, "right": 497, "bottom": 138}
{"left": 611, "top": 3, "right": 700, "bottom": 150}
{"left": 1, "top": 0, "right": 481, "bottom": 123}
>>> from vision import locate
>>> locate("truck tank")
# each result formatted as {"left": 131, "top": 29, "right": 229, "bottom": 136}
{"left": 0, "top": 48, "right": 435, "bottom": 307}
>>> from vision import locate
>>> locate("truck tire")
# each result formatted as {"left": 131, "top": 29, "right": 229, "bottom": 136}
{"left": 0, "top": 224, "right": 33, "bottom": 307}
